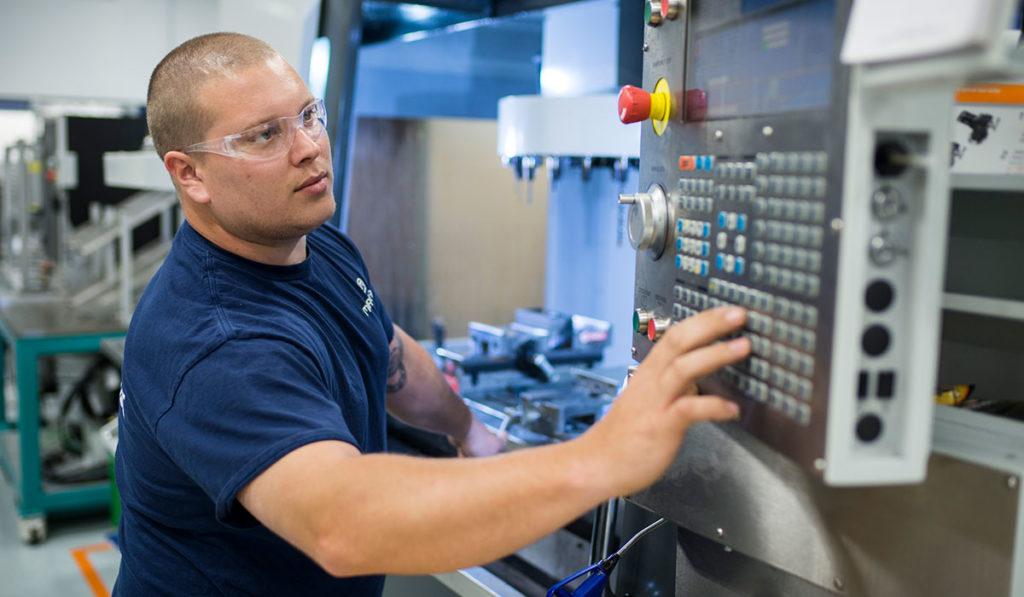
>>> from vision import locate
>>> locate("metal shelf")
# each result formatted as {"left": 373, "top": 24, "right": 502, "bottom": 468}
{"left": 951, "top": 173, "right": 1024, "bottom": 193}
{"left": 942, "top": 291, "right": 1024, "bottom": 322}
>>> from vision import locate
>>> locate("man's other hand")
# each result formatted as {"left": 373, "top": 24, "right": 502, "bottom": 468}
{"left": 450, "top": 416, "right": 507, "bottom": 458}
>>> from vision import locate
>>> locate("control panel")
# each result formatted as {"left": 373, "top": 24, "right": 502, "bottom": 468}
{"left": 623, "top": 0, "right": 954, "bottom": 485}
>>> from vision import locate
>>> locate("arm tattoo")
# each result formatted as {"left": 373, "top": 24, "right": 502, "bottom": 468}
{"left": 386, "top": 333, "right": 408, "bottom": 393}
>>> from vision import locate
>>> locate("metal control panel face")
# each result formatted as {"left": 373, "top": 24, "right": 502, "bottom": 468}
{"left": 627, "top": 0, "right": 944, "bottom": 484}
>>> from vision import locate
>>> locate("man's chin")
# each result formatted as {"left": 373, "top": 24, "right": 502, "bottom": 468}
{"left": 299, "top": 196, "right": 337, "bottom": 233}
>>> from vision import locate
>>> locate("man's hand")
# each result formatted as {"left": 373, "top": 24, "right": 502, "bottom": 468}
{"left": 581, "top": 306, "right": 750, "bottom": 497}
{"left": 385, "top": 325, "right": 509, "bottom": 457}
{"left": 449, "top": 416, "right": 507, "bottom": 458}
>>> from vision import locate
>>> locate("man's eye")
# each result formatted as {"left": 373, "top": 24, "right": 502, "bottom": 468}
{"left": 246, "top": 124, "right": 281, "bottom": 144}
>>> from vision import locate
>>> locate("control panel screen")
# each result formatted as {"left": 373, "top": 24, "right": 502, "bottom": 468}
{"left": 685, "top": 0, "right": 835, "bottom": 120}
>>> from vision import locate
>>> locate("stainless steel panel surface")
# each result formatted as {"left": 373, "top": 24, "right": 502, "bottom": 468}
{"left": 629, "top": 421, "right": 1019, "bottom": 596}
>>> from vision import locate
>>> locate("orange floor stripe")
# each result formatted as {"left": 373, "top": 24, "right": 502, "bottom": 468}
{"left": 71, "top": 542, "right": 114, "bottom": 597}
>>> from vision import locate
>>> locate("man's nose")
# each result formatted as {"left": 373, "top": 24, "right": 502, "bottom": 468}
{"left": 291, "top": 125, "right": 322, "bottom": 161}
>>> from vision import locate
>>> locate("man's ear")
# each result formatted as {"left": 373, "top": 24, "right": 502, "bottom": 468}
{"left": 164, "top": 151, "right": 211, "bottom": 204}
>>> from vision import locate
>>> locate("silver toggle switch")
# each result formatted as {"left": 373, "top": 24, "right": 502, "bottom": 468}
{"left": 869, "top": 232, "right": 907, "bottom": 265}
{"left": 871, "top": 185, "right": 907, "bottom": 220}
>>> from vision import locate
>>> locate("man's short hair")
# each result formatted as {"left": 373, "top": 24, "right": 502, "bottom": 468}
{"left": 147, "top": 32, "right": 278, "bottom": 158}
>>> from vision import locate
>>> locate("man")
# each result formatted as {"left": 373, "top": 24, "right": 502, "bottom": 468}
{"left": 115, "top": 32, "right": 750, "bottom": 596}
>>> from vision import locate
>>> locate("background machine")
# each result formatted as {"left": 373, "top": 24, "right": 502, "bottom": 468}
{"left": 607, "top": 0, "right": 1024, "bottom": 596}
{"left": 0, "top": 111, "right": 175, "bottom": 543}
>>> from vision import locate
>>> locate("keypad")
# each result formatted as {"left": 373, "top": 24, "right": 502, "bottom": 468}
{"left": 670, "top": 151, "right": 829, "bottom": 427}
{"left": 672, "top": 278, "right": 817, "bottom": 426}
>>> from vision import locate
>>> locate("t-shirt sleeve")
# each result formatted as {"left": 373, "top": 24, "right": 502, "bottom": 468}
{"left": 154, "top": 336, "right": 357, "bottom": 527}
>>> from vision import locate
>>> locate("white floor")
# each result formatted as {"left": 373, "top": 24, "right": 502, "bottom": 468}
{"left": 0, "top": 471, "right": 119, "bottom": 596}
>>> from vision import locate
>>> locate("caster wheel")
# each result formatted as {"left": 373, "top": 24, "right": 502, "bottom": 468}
{"left": 18, "top": 515, "right": 47, "bottom": 545}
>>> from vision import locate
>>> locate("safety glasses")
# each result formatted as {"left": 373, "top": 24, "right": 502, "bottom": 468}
{"left": 182, "top": 99, "right": 327, "bottom": 161}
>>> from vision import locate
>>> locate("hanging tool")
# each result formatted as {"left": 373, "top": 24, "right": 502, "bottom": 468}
{"left": 546, "top": 518, "right": 666, "bottom": 597}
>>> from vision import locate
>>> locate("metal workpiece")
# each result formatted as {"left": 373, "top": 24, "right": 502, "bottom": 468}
{"left": 518, "top": 385, "right": 610, "bottom": 439}
{"left": 459, "top": 311, "right": 612, "bottom": 389}
{"left": 425, "top": 310, "right": 621, "bottom": 447}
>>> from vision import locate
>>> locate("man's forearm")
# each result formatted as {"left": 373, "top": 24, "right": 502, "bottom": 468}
{"left": 305, "top": 438, "right": 608, "bottom": 577}
{"left": 385, "top": 325, "right": 473, "bottom": 441}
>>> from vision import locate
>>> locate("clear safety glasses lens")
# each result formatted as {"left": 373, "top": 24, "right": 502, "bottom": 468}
{"left": 183, "top": 99, "right": 327, "bottom": 161}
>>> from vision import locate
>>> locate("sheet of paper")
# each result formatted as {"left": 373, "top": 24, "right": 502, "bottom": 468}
{"left": 840, "top": 0, "right": 1004, "bottom": 64}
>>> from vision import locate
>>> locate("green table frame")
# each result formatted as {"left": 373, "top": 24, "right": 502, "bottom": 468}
{"left": 0, "top": 300, "right": 125, "bottom": 542}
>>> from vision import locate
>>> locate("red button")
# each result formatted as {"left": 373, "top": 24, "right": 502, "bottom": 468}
{"left": 679, "top": 156, "right": 696, "bottom": 170}
{"left": 661, "top": 0, "right": 680, "bottom": 19}
{"left": 685, "top": 89, "right": 708, "bottom": 122}
{"left": 618, "top": 85, "right": 652, "bottom": 124}
{"left": 647, "top": 318, "right": 657, "bottom": 341}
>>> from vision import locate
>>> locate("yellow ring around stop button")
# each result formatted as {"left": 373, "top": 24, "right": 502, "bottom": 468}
{"left": 651, "top": 78, "right": 671, "bottom": 136}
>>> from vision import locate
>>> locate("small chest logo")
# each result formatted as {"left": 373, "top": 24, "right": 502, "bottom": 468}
{"left": 355, "top": 277, "right": 374, "bottom": 316}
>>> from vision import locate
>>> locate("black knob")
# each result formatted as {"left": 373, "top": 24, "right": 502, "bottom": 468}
{"left": 856, "top": 414, "right": 883, "bottom": 442}
{"left": 862, "top": 325, "right": 890, "bottom": 357}
{"left": 865, "top": 280, "right": 894, "bottom": 312}
{"left": 874, "top": 141, "right": 911, "bottom": 177}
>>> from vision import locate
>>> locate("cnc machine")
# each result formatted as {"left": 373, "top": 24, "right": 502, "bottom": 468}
{"left": 609, "top": 0, "right": 1024, "bottom": 595}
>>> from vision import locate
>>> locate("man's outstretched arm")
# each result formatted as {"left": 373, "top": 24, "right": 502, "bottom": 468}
{"left": 238, "top": 307, "right": 750, "bottom": 578}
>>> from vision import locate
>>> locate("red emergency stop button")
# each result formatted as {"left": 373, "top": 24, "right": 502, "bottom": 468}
{"left": 618, "top": 80, "right": 670, "bottom": 134}
{"left": 618, "top": 85, "right": 652, "bottom": 124}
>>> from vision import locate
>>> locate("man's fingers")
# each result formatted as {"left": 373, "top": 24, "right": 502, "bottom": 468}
{"left": 641, "top": 307, "right": 747, "bottom": 373}
{"left": 669, "top": 395, "right": 740, "bottom": 423}
{"left": 450, "top": 423, "right": 509, "bottom": 458}
{"left": 662, "top": 336, "right": 750, "bottom": 392}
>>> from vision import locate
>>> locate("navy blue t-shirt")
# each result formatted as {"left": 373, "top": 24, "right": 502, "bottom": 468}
{"left": 114, "top": 221, "right": 393, "bottom": 596}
